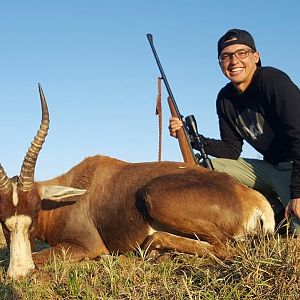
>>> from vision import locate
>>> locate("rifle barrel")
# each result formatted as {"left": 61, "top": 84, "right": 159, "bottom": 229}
{"left": 146, "top": 33, "right": 181, "bottom": 119}
{"left": 147, "top": 34, "right": 214, "bottom": 170}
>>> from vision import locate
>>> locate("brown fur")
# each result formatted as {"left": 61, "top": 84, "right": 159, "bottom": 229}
{"left": 25, "top": 155, "right": 274, "bottom": 266}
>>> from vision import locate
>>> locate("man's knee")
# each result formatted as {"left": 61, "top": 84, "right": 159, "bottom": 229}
{"left": 211, "top": 158, "right": 257, "bottom": 187}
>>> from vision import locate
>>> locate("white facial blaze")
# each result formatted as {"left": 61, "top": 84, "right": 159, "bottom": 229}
{"left": 12, "top": 182, "right": 19, "bottom": 206}
{"left": 5, "top": 215, "right": 35, "bottom": 279}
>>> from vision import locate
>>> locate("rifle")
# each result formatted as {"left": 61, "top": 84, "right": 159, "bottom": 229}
{"left": 146, "top": 33, "right": 214, "bottom": 170}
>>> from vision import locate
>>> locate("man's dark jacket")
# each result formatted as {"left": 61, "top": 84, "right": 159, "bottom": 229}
{"left": 198, "top": 67, "right": 300, "bottom": 198}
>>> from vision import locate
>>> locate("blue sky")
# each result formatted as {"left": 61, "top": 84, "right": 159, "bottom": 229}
{"left": 0, "top": 1, "right": 299, "bottom": 180}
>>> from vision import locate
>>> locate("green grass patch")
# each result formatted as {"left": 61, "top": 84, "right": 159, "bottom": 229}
{"left": 0, "top": 234, "right": 299, "bottom": 299}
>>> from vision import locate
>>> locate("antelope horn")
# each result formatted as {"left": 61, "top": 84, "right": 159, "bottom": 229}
{"left": 0, "top": 164, "right": 10, "bottom": 192}
{"left": 18, "top": 83, "right": 50, "bottom": 191}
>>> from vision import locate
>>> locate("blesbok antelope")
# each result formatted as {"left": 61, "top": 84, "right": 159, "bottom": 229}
{"left": 0, "top": 84, "right": 275, "bottom": 279}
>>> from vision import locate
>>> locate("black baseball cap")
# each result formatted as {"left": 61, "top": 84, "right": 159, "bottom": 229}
{"left": 217, "top": 29, "right": 261, "bottom": 66}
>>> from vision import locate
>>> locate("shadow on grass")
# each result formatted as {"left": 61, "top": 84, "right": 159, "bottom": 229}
{"left": 0, "top": 281, "right": 23, "bottom": 300}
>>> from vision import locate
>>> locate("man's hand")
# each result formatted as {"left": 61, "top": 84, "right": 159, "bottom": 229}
{"left": 285, "top": 198, "right": 300, "bottom": 220}
{"left": 169, "top": 117, "right": 183, "bottom": 138}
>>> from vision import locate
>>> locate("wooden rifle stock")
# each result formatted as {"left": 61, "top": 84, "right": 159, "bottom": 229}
{"left": 168, "top": 97, "right": 197, "bottom": 165}
{"left": 147, "top": 33, "right": 198, "bottom": 165}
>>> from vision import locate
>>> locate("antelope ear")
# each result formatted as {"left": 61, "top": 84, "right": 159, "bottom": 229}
{"left": 38, "top": 185, "right": 86, "bottom": 200}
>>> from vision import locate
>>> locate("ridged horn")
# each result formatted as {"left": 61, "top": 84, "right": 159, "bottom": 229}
{"left": 18, "top": 83, "right": 50, "bottom": 192}
{"left": 0, "top": 164, "right": 10, "bottom": 192}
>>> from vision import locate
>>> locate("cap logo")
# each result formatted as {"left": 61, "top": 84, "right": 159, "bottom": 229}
{"left": 224, "top": 37, "right": 238, "bottom": 44}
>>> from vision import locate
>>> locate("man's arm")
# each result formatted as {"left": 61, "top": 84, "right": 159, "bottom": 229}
{"left": 169, "top": 90, "right": 243, "bottom": 160}
{"left": 264, "top": 69, "right": 300, "bottom": 220}
{"left": 169, "top": 115, "right": 243, "bottom": 159}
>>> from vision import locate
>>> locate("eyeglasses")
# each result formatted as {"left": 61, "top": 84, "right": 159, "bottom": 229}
{"left": 219, "top": 49, "right": 255, "bottom": 63}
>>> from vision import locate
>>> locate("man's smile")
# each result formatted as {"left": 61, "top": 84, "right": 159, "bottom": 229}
{"left": 228, "top": 67, "right": 244, "bottom": 75}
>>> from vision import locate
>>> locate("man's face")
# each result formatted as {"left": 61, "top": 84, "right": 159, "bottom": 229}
{"left": 219, "top": 43, "right": 260, "bottom": 92}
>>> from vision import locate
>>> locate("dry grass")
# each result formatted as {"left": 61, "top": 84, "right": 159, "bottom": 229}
{"left": 0, "top": 233, "right": 299, "bottom": 300}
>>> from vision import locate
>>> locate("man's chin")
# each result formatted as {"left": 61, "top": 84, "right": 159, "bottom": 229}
{"left": 226, "top": 72, "right": 244, "bottom": 82}
{"left": 229, "top": 77, "right": 244, "bottom": 85}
